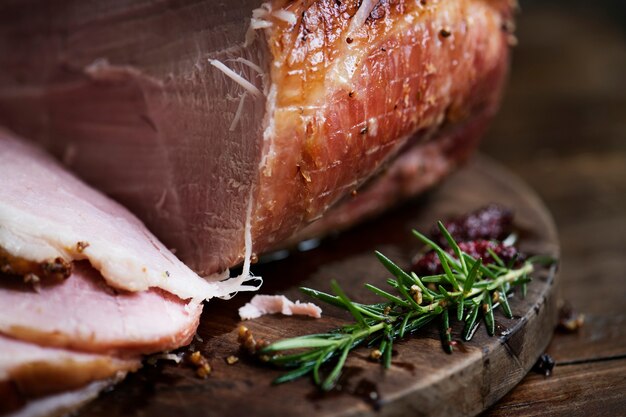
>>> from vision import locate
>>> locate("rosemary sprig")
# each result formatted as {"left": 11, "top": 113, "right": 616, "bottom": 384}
{"left": 258, "top": 223, "right": 539, "bottom": 391}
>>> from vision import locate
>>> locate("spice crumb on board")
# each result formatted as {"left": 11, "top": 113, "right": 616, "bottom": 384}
{"left": 557, "top": 301, "right": 585, "bottom": 332}
{"left": 187, "top": 351, "right": 211, "bottom": 378}
{"left": 237, "top": 325, "right": 269, "bottom": 356}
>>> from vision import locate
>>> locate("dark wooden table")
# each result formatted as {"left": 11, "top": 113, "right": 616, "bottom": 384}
{"left": 481, "top": 1, "right": 626, "bottom": 414}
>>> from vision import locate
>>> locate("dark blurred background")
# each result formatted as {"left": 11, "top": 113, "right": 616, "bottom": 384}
{"left": 482, "top": 0, "right": 625, "bottom": 414}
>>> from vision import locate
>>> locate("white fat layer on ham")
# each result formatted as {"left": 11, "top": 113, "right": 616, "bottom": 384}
{"left": 0, "top": 262, "right": 202, "bottom": 353}
{"left": 212, "top": 194, "right": 263, "bottom": 299}
{"left": 0, "top": 130, "right": 242, "bottom": 301}
{"left": 239, "top": 294, "right": 322, "bottom": 320}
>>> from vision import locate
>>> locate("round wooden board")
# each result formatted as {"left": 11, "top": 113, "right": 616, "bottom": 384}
{"left": 79, "top": 156, "right": 560, "bottom": 417}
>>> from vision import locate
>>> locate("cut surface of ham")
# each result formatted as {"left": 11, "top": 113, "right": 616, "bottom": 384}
{"left": 0, "top": 0, "right": 513, "bottom": 276}
{"left": 0, "top": 129, "right": 209, "bottom": 414}
{"left": 0, "top": 129, "right": 248, "bottom": 300}
{"left": 0, "top": 262, "right": 202, "bottom": 355}
{"left": 239, "top": 294, "right": 322, "bottom": 320}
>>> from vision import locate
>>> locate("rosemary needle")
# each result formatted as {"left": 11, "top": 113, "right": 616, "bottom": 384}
{"left": 256, "top": 222, "right": 545, "bottom": 391}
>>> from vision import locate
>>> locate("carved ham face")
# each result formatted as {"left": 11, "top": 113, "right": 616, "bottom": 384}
{"left": 0, "top": 0, "right": 513, "bottom": 275}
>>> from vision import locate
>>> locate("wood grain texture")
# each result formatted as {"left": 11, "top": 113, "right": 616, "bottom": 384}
{"left": 481, "top": 2, "right": 626, "bottom": 415}
{"left": 486, "top": 359, "right": 626, "bottom": 416}
{"left": 76, "top": 157, "right": 559, "bottom": 417}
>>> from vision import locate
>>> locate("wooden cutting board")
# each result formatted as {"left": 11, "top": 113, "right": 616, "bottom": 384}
{"left": 79, "top": 156, "right": 560, "bottom": 417}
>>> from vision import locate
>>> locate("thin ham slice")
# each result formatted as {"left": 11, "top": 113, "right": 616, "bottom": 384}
{"left": 0, "top": 130, "right": 249, "bottom": 300}
{"left": 239, "top": 294, "right": 322, "bottom": 320}
{"left": 0, "top": 129, "right": 210, "bottom": 414}
{"left": 6, "top": 379, "right": 123, "bottom": 417}
{"left": 0, "top": 261, "right": 202, "bottom": 355}
{"left": 0, "top": 335, "right": 139, "bottom": 413}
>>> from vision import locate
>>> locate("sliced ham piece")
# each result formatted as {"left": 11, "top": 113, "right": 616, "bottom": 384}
{"left": 0, "top": 335, "right": 139, "bottom": 414}
{"left": 0, "top": 129, "right": 208, "bottom": 414}
{"left": 0, "top": 0, "right": 513, "bottom": 276}
{"left": 0, "top": 130, "right": 252, "bottom": 300}
{"left": 6, "top": 379, "right": 123, "bottom": 417}
{"left": 239, "top": 294, "right": 322, "bottom": 320}
{"left": 0, "top": 262, "right": 202, "bottom": 355}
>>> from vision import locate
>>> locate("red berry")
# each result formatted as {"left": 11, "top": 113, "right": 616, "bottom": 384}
{"left": 431, "top": 204, "right": 513, "bottom": 247}
{"left": 412, "top": 240, "right": 522, "bottom": 276}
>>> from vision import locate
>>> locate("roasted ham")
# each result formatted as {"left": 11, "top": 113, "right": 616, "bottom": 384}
{"left": 0, "top": 129, "right": 254, "bottom": 300}
{"left": 0, "top": 0, "right": 514, "bottom": 276}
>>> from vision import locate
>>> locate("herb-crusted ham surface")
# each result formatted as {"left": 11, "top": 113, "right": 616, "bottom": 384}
{"left": 0, "top": 0, "right": 513, "bottom": 275}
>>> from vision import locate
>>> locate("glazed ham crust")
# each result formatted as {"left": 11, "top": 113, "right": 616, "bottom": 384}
{"left": 253, "top": 0, "right": 511, "bottom": 251}
{"left": 0, "top": 0, "right": 512, "bottom": 276}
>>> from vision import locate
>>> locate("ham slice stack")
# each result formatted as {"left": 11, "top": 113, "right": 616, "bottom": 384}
{"left": 0, "top": 130, "right": 221, "bottom": 415}
{"left": 0, "top": 0, "right": 516, "bottom": 413}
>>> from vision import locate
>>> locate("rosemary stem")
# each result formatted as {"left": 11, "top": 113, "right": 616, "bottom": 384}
{"left": 260, "top": 221, "right": 542, "bottom": 391}
{"left": 444, "top": 263, "right": 534, "bottom": 300}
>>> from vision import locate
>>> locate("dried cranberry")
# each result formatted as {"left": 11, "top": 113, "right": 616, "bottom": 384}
{"left": 431, "top": 204, "right": 513, "bottom": 247}
{"left": 412, "top": 240, "right": 522, "bottom": 276}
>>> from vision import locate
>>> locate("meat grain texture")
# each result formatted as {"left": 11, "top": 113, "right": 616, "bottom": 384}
{"left": 0, "top": 131, "right": 207, "bottom": 415}
{"left": 0, "top": 0, "right": 514, "bottom": 276}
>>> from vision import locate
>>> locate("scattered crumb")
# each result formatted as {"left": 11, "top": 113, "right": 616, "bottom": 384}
{"left": 557, "top": 302, "right": 585, "bottom": 333}
{"left": 187, "top": 351, "right": 211, "bottom": 379}
{"left": 237, "top": 326, "right": 269, "bottom": 355}
{"left": 196, "top": 363, "right": 211, "bottom": 379}
{"left": 238, "top": 294, "right": 322, "bottom": 320}
{"left": 409, "top": 285, "right": 422, "bottom": 304}
{"left": 226, "top": 355, "right": 239, "bottom": 365}
{"left": 370, "top": 349, "right": 382, "bottom": 360}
